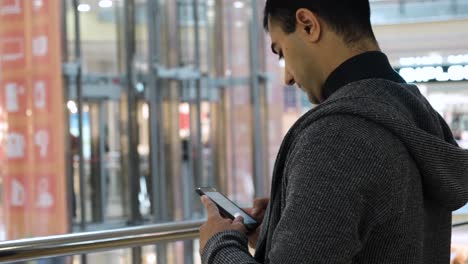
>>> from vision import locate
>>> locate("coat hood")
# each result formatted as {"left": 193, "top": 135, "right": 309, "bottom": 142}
{"left": 312, "top": 79, "right": 468, "bottom": 211}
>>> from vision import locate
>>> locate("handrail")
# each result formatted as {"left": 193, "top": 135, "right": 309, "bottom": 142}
{"left": 453, "top": 221, "right": 468, "bottom": 228}
{"left": 4, "top": 218, "right": 464, "bottom": 263}
{"left": 0, "top": 219, "right": 204, "bottom": 263}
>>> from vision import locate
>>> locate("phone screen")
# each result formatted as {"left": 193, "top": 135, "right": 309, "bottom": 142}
{"left": 204, "top": 191, "right": 258, "bottom": 225}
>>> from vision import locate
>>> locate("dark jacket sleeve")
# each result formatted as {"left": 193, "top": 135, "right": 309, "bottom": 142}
{"left": 202, "top": 115, "right": 402, "bottom": 264}
{"left": 201, "top": 231, "right": 259, "bottom": 264}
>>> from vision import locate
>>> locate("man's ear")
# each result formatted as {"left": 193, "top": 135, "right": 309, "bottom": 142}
{"left": 296, "top": 8, "right": 321, "bottom": 42}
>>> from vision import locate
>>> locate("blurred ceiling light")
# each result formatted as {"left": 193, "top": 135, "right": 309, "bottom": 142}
{"left": 142, "top": 103, "right": 149, "bottom": 120}
{"left": 206, "top": 0, "right": 215, "bottom": 6}
{"left": 448, "top": 54, "right": 468, "bottom": 64}
{"left": 179, "top": 103, "right": 190, "bottom": 115}
{"left": 207, "top": 10, "right": 215, "bottom": 19}
{"left": 146, "top": 254, "right": 156, "bottom": 264}
{"left": 136, "top": 82, "right": 145, "bottom": 92}
{"left": 67, "top": 101, "right": 78, "bottom": 114}
{"left": 233, "top": 1, "right": 245, "bottom": 9}
{"left": 180, "top": 129, "right": 190, "bottom": 139}
{"left": 77, "top": 4, "right": 91, "bottom": 12}
{"left": 235, "top": 21, "right": 244, "bottom": 28}
{"left": 399, "top": 55, "right": 443, "bottom": 66}
{"left": 99, "top": 0, "right": 113, "bottom": 8}
{"left": 399, "top": 65, "right": 468, "bottom": 83}
{"left": 33, "top": 0, "right": 44, "bottom": 9}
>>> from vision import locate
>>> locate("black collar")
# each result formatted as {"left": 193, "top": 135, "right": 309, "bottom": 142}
{"left": 321, "top": 51, "right": 406, "bottom": 101}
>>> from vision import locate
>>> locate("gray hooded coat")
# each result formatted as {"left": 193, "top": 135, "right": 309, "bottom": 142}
{"left": 202, "top": 77, "right": 468, "bottom": 264}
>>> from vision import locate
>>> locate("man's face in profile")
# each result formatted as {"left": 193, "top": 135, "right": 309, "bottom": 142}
{"left": 267, "top": 16, "right": 323, "bottom": 104}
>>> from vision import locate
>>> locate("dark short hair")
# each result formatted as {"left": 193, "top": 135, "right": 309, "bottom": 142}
{"left": 264, "top": 0, "right": 376, "bottom": 44}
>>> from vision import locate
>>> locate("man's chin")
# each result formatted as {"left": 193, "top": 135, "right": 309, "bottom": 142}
{"left": 298, "top": 86, "right": 320, "bottom": 105}
{"left": 308, "top": 94, "right": 321, "bottom": 105}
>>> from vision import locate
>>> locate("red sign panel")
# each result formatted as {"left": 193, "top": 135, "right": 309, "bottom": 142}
{"left": 0, "top": 0, "right": 25, "bottom": 20}
{"left": 0, "top": 0, "right": 68, "bottom": 239}
{"left": 0, "top": 32, "right": 26, "bottom": 68}
{"left": 0, "top": 78, "right": 27, "bottom": 116}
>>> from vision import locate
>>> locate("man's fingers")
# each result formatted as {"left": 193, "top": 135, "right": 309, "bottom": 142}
{"left": 201, "top": 196, "right": 221, "bottom": 218}
{"left": 243, "top": 208, "right": 253, "bottom": 215}
{"left": 253, "top": 198, "right": 269, "bottom": 210}
{"left": 252, "top": 198, "right": 269, "bottom": 216}
{"left": 233, "top": 216, "right": 247, "bottom": 232}
{"left": 233, "top": 215, "right": 244, "bottom": 224}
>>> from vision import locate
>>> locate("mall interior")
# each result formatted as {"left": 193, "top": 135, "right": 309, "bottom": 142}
{"left": 1, "top": 0, "right": 468, "bottom": 263}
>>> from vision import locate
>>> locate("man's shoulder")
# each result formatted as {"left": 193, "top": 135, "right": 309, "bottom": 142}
{"left": 295, "top": 113, "right": 404, "bottom": 155}
{"left": 299, "top": 113, "right": 391, "bottom": 138}
{"left": 331, "top": 78, "right": 414, "bottom": 99}
{"left": 286, "top": 114, "right": 409, "bottom": 202}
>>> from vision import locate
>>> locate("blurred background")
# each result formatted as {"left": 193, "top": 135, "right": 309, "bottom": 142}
{"left": 0, "top": 0, "right": 468, "bottom": 263}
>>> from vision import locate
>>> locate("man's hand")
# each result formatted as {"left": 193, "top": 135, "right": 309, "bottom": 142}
{"left": 199, "top": 196, "right": 247, "bottom": 253}
{"left": 243, "top": 198, "right": 270, "bottom": 249}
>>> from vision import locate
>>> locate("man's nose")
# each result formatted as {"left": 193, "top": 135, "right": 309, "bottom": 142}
{"left": 284, "top": 69, "right": 295, "bottom": 86}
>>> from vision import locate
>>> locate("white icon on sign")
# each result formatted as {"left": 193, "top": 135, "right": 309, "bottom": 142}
{"left": 32, "top": 0, "right": 44, "bottom": 11}
{"left": 0, "top": 0, "right": 21, "bottom": 16}
{"left": 11, "top": 179, "right": 25, "bottom": 207}
{"left": 5, "top": 82, "right": 24, "bottom": 112}
{"left": 36, "top": 178, "right": 53, "bottom": 208}
{"left": 5, "top": 83, "right": 19, "bottom": 112}
{"left": 34, "top": 81, "right": 46, "bottom": 109}
{"left": 35, "top": 130, "right": 49, "bottom": 158}
{"left": 32, "top": 36, "right": 48, "bottom": 57}
{"left": 0, "top": 38, "right": 24, "bottom": 62}
{"left": 6, "top": 133, "right": 25, "bottom": 159}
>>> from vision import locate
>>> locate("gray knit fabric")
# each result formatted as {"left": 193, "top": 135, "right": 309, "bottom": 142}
{"left": 201, "top": 79, "right": 468, "bottom": 264}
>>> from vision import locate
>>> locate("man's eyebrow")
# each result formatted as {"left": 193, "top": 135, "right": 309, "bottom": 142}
{"left": 271, "top": 43, "right": 278, "bottom": 55}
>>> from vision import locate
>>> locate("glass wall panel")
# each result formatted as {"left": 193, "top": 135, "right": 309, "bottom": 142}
{"left": 65, "top": 0, "right": 129, "bottom": 228}
{"left": 222, "top": 1, "right": 255, "bottom": 206}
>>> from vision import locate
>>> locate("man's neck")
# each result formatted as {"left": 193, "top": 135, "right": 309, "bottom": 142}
{"left": 318, "top": 38, "right": 381, "bottom": 90}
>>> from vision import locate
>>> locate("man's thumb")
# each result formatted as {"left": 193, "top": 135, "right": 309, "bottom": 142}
{"left": 233, "top": 215, "right": 244, "bottom": 224}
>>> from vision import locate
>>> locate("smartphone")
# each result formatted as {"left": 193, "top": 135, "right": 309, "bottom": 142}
{"left": 196, "top": 187, "right": 259, "bottom": 232}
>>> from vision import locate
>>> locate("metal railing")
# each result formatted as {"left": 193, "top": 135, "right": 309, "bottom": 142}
{"left": 0, "top": 220, "right": 204, "bottom": 263}
{"left": 453, "top": 221, "right": 468, "bottom": 228}
{"left": 1, "top": 218, "right": 466, "bottom": 263}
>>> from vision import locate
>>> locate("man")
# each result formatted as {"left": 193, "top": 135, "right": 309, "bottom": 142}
{"left": 199, "top": 0, "right": 468, "bottom": 263}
